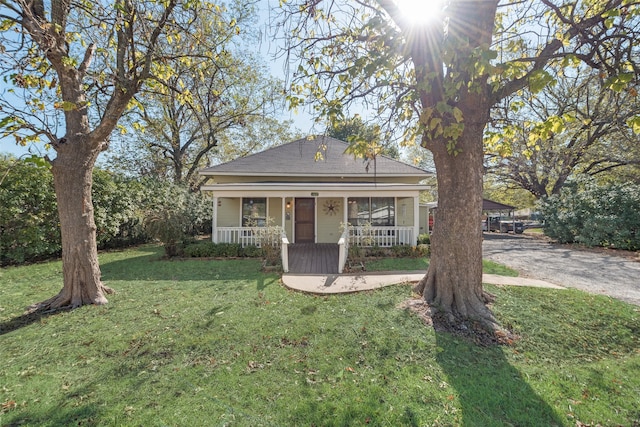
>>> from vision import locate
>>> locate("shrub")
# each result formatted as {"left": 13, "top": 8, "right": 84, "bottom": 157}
{"left": 348, "top": 245, "right": 363, "bottom": 261}
{"left": 183, "top": 242, "right": 214, "bottom": 257}
{"left": 144, "top": 210, "right": 190, "bottom": 257}
{"left": 390, "top": 245, "right": 414, "bottom": 257}
{"left": 415, "top": 244, "right": 430, "bottom": 257}
{"left": 1, "top": 157, "right": 213, "bottom": 264}
{"left": 92, "top": 169, "right": 148, "bottom": 249}
{"left": 182, "top": 242, "right": 264, "bottom": 258}
{"left": 417, "top": 233, "right": 431, "bottom": 245}
{"left": 539, "top": 178, "right": 640, "bottom": 251}
{"left": 247, "top": 217, "right": 283, "bottom": 266}
{"left": 241, "top": 245, "right": 263, "bottom": 258}
{"left": 0, "top": 156, "right": 61, "bottom": 265}
{"left": 143, "top": 182, "right": 213, "bottom": 257}
{"left": 365, "top": 245, "right": 389, "bottom": 257}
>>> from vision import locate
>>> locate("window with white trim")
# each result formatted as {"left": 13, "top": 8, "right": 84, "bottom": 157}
{"left": 242, "top": 198, "right": 266, "bottom": 226}
{"left": 347, "top": 197, "right": 394, "bottom": 226}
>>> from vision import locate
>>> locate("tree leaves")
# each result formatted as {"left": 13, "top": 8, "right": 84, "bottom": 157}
{"left": 627, "top": 116, "right": 640, "bottom": 134}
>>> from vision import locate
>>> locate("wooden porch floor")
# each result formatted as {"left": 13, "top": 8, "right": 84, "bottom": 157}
{"left": 287, "top": 243, "right": 339, "bottom": 274}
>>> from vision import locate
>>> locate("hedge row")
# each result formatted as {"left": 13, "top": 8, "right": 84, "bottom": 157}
{"left": 182, "top": 242, "right": 264, "bottom": 258}
{"left": 0, "top": 157, "right": 211, "bottom": 265}
{"left": 539, "top": 179, "right": 640, "bottom": 251}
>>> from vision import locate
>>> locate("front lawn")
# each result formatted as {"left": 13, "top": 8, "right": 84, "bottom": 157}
{"left": 1, "top": 245, "right": 638, "bottom": 426}
{"left": 364, "top": 257, "right": 520, "bottom": 277}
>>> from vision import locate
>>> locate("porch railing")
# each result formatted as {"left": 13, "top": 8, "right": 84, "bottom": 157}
{"left": 215, "top": 226, "right": 289, "bottom": 272}
{"left": 216, "top": 227, "right": 287, "bottom": 247}
{"left": 348, "top": 226, "right": 415, "bottom": 247}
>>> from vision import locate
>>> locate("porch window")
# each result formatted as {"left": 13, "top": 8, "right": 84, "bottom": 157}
{"left": 242, "top": 198, "right": 267, "bottom": 226}
{"left": 347, "top": 197, "right": 394, "bottom": 226}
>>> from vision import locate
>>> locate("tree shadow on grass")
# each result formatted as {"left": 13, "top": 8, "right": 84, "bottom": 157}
{"left": 2, "top": 252, "right": 278, "bottom": 336}
{"left": 100, "top": 253, "right": 266, "bottom": 282}
{"left": 2, "top": 401, "right": 101, "bottom": 427}
{"left": 435, "top": 331, "right": 564, "bottom": 426}
{"left": 0, "top": 307, "right": 72, "bottom": 336}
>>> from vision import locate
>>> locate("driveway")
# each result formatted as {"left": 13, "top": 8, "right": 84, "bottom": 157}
{"left": 482, "top": 233, "right": 640, "bottom": 306}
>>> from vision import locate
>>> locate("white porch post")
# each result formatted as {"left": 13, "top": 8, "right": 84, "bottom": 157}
{"left": 413, "top": 196, "right": 420, "bottom": 244}
{"left": 212, "top": 196, "right": 218, "bottom": 243}
{"left": 281, "top": 197, "right": 286, "bottom": 231}
{"left": 343, "top": 196, "right": 348, "bottom": 225}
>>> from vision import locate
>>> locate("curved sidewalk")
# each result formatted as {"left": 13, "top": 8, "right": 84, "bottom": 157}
{"left": 282, "top": 271, "right": 564, "bottom": 294}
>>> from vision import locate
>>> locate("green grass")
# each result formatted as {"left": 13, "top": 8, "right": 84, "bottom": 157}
{"left": 365, "top": 257, "right": 519, "bottom": 277}
{"left": 525, "top": 228, "right": 545, "bottom": 235}
{"left": 1, "top": 245, "right": 639, "bottom": 426}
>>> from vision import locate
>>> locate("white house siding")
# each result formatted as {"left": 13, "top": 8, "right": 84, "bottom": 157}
{"left": 317, "top": 197, "right": 343, "bottom": 243}
{"left": 218, "top": 197, "right": 241, "bottom": 227}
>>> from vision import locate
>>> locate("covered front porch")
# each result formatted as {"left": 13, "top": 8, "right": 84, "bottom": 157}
{"left": 200, "top": 182, "right": 428, "bottom": 273}
{"left": 213, "top": 224, "right": 417, "bottom": 248}
{"left": 202, "top": 182, "right": 424, "bottom": 246}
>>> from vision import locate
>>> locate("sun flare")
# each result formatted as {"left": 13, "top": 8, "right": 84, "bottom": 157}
{"left": 395, "top": 0, "right": 445, "bottom": 25}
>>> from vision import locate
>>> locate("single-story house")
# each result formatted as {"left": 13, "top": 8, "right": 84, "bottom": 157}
{"left": 199, "top": 136, "right": 432, "bottom": 249}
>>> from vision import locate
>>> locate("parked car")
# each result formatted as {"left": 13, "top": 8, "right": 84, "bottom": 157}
{"left": 487, "top": 216, "right": 524, "bottom": 234}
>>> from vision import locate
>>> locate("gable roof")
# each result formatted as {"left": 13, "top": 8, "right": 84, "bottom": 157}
{"left": 199, "top": 136, "right": 431, "bottom": 178}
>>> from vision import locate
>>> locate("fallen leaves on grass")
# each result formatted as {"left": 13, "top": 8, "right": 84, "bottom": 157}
{"left": 397, "top": 297, "right": 519, "bottom": 346}
{"left": 1, "top": 400, "right": 17, "bottom": 413}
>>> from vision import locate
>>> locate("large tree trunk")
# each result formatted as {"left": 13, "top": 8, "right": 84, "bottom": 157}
{"left": 27, "top": 139, "right": 113, "bottom": 312}
{"left": 411, "top": 0, "right": 500, "bottom": 331}
{"left": 415, "top": 119, "right": 498, "bottom": 330}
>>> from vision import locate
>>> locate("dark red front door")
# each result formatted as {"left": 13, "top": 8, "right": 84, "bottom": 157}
{"left": 295, "top": 198, "right": 315, "bottom": 243}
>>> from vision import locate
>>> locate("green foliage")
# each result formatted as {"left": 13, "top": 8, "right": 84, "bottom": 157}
{"left": 327, "top": 115, "right": 399, "bottom": 160}
{"left": 143, "top": 182, "right": 211, "bottom": 257}
{"left": 104, "top": 0, "right": 296, "bottom": 188}
{"left": 349, "top": 245, "right": 430, "bottom": 270}
{"left": 0, "top": 157, "right": 212, "bottom": 264}
{"left": 417, "top": 233, "right": 431, "bottom": 245}
{"left": 415, "top": 243, "right": 430, "bottom": 257}
{"left": 0, "top": 156, "right": 60, "bottom": 264}
{"left": 182, "top": 242, "right": 263, "bottom": 258}
{"left": 1, "top": 247, "right": 638, "bottom": 426}
{"left": 143, "top": 209, "right": 190, "bottom": 258}
{"left": 92, "top": 170, "right": 148, "bottom": 249}
{"left": 363, "top": 257, "right": 515, "bottom": 275}
{"left": 241, "top": 244, "right": 263, "bottom": 258}
{"left": 482, "top": 260, "right": 519, "bottom": 277}
{"left": 539, "top": 178, "right": 640, "bottom": 250}
{"left": 245, "top": 217, "right": 284, "bottom": 267}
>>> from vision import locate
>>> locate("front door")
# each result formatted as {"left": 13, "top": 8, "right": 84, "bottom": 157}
{"left": 295, "top": 198, "right": 315, "bottom": 243}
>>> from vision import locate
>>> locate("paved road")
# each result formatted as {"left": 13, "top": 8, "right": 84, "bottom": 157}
{"left": 482, "top": 233, "right": 640, "bottom": 306}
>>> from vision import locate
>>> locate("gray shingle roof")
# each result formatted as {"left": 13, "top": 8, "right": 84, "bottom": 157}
{"left": 200, "top": 136, "right": 430, "bottom": 177}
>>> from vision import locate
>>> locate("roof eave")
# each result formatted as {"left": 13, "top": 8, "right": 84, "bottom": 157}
{"left": 199, "top": 171, "right": 432, "bottom": 178}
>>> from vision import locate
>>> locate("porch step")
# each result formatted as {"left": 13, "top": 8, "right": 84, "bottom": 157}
{"left": 288, "top": 243, "right": 339, "bottom": 274}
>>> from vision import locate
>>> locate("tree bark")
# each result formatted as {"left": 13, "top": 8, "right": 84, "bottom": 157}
{"left": 27, "top": 139, "right": 113, "bottom": 312}
{"left": 415, "top": 120, "right": 498, "bottom": 330}
{"left": 412, "top": 0, "right": 500, "bottom": 330}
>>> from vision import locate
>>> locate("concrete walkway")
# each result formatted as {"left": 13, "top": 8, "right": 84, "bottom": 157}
{"left": 281, "top": 271, "right": 564, "bottom": 295}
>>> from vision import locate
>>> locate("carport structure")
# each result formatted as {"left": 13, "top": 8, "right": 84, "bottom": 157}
{"left": 421, "top": 198, "right": 517, "bottom": 234}
{"left": 482, "top": 199, "right": 518, "bottom": 232}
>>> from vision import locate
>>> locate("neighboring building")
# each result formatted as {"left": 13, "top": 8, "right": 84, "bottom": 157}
{"left": 199, "top": 136, "right": 432, "bottom": 247}
{"left": 421, "top": 199, "right": 520, "bottom": 233}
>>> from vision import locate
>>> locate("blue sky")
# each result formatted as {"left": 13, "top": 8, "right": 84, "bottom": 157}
{"left": 0, "top": 0, "right": 317, "bottom": 158}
